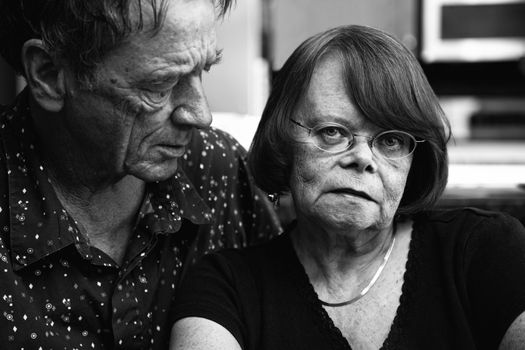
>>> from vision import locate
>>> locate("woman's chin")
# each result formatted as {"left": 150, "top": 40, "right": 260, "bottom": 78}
{"left": 303, "top": 208, "right": 380, "bottom": 232}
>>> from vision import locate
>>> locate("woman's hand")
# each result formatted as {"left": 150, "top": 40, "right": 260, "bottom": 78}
{"left": 170, "top": 317, "right": 242, "bottom": 350}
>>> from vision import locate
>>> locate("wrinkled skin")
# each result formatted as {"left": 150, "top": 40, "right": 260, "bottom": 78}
{"left": 61, "top": 0, "right": 219, "bottom": 183}
{"left": 289, "top": 54, "right": 413, "bottom": 236}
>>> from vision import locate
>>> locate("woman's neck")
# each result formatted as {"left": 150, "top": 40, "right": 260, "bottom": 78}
{"left": 291, "top": 218, "right": 396, "bottom": 298}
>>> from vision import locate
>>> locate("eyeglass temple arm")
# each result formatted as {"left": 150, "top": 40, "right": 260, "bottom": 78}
{"left": 290, "top": 119, "right": 303, "bottom": 127}
{"left": 289, "top": 119, "right": 312, "bottom": 133}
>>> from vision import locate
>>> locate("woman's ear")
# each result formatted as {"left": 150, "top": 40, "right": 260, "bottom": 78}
{"left": 21, "top": 39, "right": 66, "bottom": 112}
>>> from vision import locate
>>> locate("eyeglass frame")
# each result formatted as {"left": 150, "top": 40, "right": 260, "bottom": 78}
{"left": 289, "top": 118, "right": 425, "bottom": 160}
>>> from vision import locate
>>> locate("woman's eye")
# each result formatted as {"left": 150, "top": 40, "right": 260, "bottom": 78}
{"left": 320, "top": 127, "right": 343, "bottom": 138}
{"left": 381, "top": 135, "right": 403, "bottom": 148}
{"left": 315, "top": 126, "right": 348, "bottom": 146}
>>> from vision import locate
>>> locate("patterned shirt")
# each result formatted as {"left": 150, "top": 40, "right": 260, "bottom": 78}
{"left": 0, "top": 91, "right": 281, "bottom": 349}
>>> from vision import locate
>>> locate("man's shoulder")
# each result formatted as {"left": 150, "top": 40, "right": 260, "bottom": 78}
{"left": 180, "top": 127, "right": 248, "bottom": 177}
{"left": 177, "top": 126, "right": 282, "bottom": 249}
{"left": 190, "top": 127, "right": 246, "bottom": 157}
{"left": 0, "top": 102, "right": 15, "bottom": 126}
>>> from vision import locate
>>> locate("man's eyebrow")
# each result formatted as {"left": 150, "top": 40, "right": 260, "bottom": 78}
{"left": 135, "top": 73, "right": 180, "bottom": 87}
{"left": 136, "top": 49, "right": 224, "bottom": 85}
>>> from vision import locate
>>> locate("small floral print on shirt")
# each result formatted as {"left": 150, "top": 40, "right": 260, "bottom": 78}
{"left": 0, "top": 90, "right": 281, "bottom": 349}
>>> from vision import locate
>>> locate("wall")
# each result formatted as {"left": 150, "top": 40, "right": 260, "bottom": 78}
{"left": 272, "top": 0, "right": 416, "bottom": 69}
{"left": 205, "top": 0, "right": 268, "bottom": 116}
{"left": 209, "top": 0, "right": 419, "bottom": 146}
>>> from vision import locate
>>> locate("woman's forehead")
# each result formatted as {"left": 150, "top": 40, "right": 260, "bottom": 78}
{"left": 299, "top": 62, "right": 358, "bottom": 125}
{"left": 295, "top": 99, "right": 375, "bottom": 133}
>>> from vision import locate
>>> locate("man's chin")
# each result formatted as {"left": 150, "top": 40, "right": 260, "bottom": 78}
{"left": 127, "top": 161, "right": 179, "bottom": 183}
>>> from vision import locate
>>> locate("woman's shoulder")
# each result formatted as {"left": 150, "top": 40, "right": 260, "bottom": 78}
{"left": 419, "top": 206, "right": 516, "bottom": 221}
{"left": 412, "top": 207, "right": 525, "bottom": 253}
{"left": 415, "top": 207, "right": 522, "bottom": 231}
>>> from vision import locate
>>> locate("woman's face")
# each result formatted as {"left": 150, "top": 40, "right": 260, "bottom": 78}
{"left": 289, "top": 55, "right": 413, "bottom": 232}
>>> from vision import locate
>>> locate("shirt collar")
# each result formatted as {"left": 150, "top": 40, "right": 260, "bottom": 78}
{"left": 1, "top": 90, "right": 211, "bottom": 271}
{"left": 139, "top": 170, "right": 212, "bottom": 235}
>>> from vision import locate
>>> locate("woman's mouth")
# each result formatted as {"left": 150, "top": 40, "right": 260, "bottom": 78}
{"left": 330, "top": 188, "right": 375, "bottom": 202}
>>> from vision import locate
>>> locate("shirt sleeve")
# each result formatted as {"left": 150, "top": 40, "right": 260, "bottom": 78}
{"left": 464, "top": 212, "right": 525, "bottom": 347}
{"left": 171, "top": 251, "right": 251, "bottom": 349}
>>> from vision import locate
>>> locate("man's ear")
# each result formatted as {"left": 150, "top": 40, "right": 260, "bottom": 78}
{"left": 22, "top": 39, "right": 66, "bottom": 112}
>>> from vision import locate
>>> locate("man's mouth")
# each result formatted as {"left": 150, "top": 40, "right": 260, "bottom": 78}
{"left": 156, "top": 144, "right": 187, "bottom": 157}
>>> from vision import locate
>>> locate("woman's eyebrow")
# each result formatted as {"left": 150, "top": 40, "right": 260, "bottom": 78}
{"left": 305, "top": 113, "right": 352, "bottom": 126}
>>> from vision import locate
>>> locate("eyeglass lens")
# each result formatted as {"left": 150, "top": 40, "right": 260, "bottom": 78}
{"left": 309, "top": 124, "right": 416, "bottom": 159}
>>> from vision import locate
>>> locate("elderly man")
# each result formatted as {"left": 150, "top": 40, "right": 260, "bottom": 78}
{"left": 0, "top": 0, "right": 280, "bottom": 348}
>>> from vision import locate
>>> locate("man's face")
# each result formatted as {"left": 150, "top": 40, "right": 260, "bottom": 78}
{"left": 62, "top": 0, "right": 218, "bottom": 182}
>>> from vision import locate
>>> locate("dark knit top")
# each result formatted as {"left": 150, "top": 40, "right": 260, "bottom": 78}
{"left": 173, "top": 208, "right": 525, "bottom": 349}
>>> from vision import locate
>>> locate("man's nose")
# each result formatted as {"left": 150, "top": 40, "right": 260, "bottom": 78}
{"left": 171, "top": 74, "right": 212, "bottom": 129}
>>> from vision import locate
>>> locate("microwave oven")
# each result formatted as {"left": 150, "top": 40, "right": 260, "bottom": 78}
{"left": 420, "top": 0, "right": 525, "bottom": 63}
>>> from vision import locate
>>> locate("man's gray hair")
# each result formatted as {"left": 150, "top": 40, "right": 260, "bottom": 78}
{"left": 0, "top": 0, "right": 233, "bottom": 80}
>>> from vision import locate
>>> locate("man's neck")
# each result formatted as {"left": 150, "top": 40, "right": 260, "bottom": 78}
{"left": 29, "top": 100, "right": 147, "bottom": 264}
{"left": 51, "top": 173, "right": 146, "bottom": 265}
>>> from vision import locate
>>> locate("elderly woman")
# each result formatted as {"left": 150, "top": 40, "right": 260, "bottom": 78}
{"left": 170, "top": 25, "right": 525, "bottom": 349}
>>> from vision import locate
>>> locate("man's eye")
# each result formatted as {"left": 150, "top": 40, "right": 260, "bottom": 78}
{"left": 143, "top": 89, "right": 172, "bottom": 106}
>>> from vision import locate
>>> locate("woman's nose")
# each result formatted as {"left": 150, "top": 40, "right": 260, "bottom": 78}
{"left": 339, "top": 136, "right": 378, "bottom": 173}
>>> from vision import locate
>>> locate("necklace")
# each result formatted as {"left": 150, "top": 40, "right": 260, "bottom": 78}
{"left": 319, "top": 226, "right": 396, "bottom": 308}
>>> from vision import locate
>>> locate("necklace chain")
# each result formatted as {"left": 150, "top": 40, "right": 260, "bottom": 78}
{"left": 319, "top": 226, "right": 397, "bottom": 308}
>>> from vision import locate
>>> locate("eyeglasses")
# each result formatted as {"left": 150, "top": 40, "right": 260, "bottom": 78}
{"left": 290, "top": 119, "right": 425, "bottom": 160}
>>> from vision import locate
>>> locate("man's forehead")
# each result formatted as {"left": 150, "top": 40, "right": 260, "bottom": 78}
{"left": 124, "top": 0, "right": 217, "bottom": 50}
{"left": 96, "top": 0, "right": 217, "bottom": 79}
{"left": 128, "top": 0, "right": 217, "bottom": 30}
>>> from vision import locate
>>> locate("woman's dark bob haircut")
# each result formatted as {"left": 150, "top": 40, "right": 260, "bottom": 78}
{"left": 248, "top": 25, "right": 450, "bottom": 215}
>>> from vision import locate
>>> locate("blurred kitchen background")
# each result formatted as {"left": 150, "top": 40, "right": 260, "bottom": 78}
{"left": 1, "top": 0, "right": 525, "bottom": 224}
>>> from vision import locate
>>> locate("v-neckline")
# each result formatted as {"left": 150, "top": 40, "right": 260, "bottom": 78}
{"left": 284, "top": 217, "right": 423, "bottom": 350}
